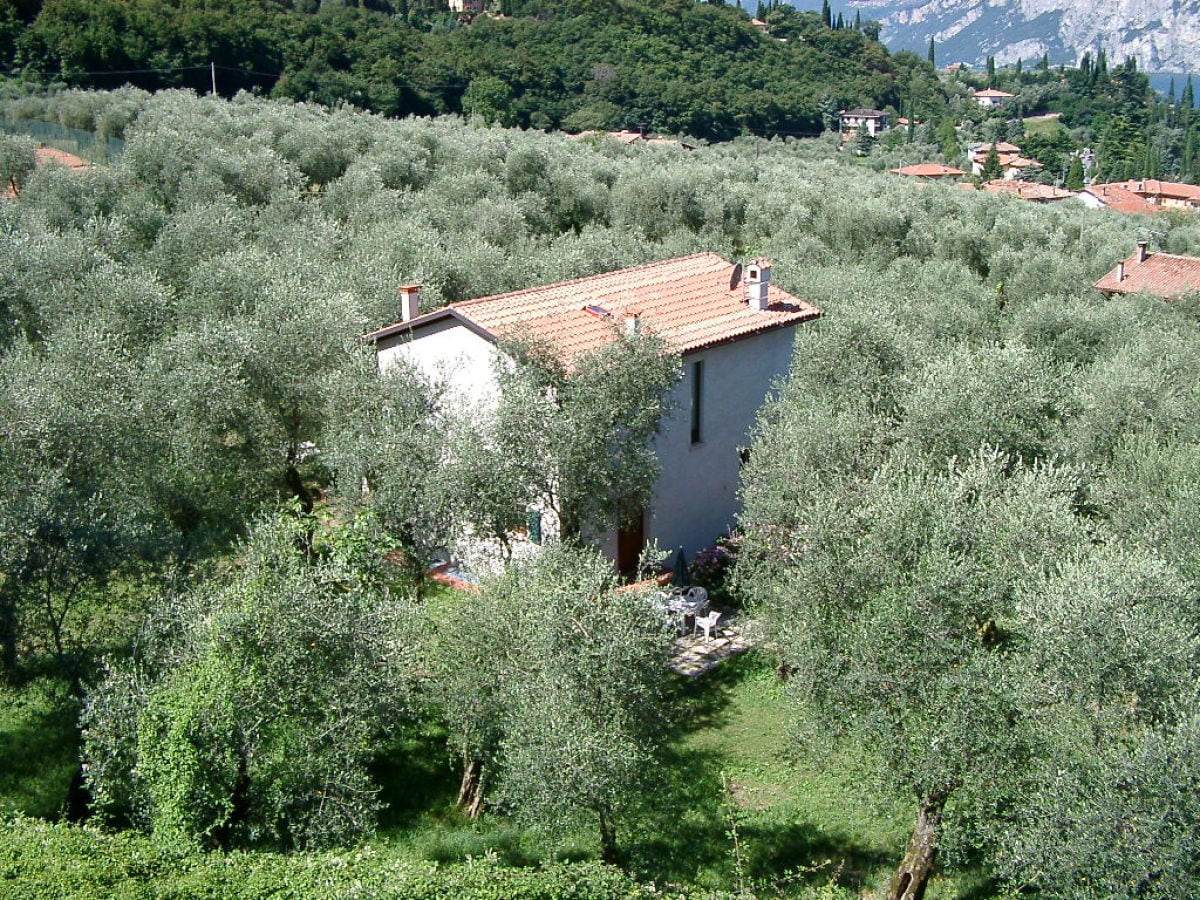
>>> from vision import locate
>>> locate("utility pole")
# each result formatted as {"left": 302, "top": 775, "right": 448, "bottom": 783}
{"left": 211, "top": 62, "right": 217, "bottom": 97}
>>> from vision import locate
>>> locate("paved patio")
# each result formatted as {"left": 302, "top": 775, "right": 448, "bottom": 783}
{"left": 668, "top": 610, "right": 753, "bottom": 676}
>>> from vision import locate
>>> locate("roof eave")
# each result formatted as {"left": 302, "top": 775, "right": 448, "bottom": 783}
{"left": 679, "top": 308, "right": 822, "bottom": 357}
{"left": 364, "top": 307, "right": 499, "bottom": 346}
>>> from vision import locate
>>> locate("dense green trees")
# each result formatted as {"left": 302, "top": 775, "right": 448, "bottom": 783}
{"left": 431, "top": 544, "right": 672, "bottom": 860}
{"left": 3, "top": 86, "right": 1200, "bottom": 894}
{"left": 82, "top": 509, "right": 419, "bottom": 849}
{"left": 3, "top": 0, "right": 904, "bottom": 141}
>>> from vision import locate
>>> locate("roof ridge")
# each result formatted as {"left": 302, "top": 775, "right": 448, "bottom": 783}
{"left": 451, "top": 252, "right": 723, "bottom": 310}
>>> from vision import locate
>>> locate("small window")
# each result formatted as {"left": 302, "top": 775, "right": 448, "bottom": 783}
{"left": 690, "top": 359, "right": 704, "bottom": 445}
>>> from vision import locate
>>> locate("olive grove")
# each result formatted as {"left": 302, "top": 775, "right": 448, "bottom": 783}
{"left": 2, "top": 87, "right": 1200, "bottom": 894}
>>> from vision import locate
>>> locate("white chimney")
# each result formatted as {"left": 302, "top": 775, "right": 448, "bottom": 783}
{"left": 624, "top": 308, "right": 642, "bottom": 335}
{"left": 1117, "top": 261, "right": 1125, "bottom": 282}
{"left": 399, "top": 284, "right": 421, "bottom": 322}
{"left": 746, "top": 258, "right": 772, "bottom": 312}
{"left": 1136, "top": 241, "right": 1148, "bottom": 263}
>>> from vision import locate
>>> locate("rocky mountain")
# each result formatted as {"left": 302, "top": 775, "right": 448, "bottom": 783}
{"left": 843, "top": 0, "right": 1200, "bottom": 71}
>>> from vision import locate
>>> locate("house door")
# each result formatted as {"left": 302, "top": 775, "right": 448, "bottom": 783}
{"left": 616, "top": 509, "right": 645, "bottom": 579}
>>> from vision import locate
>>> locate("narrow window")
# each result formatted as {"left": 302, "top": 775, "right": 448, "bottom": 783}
{"left": 690, "top": 359, "right": 704, "bottom": 445}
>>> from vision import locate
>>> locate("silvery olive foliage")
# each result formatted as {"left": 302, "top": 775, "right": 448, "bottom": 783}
{"left": 3, "top": 86, "right": 1200, "bottom": 887}
{"left": 81, "top": 509, "right": 420, "bottom": 850}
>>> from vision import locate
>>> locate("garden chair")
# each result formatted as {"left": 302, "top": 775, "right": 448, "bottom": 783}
{"left": 694, "top": 610, "right": 721, "bottom": 639}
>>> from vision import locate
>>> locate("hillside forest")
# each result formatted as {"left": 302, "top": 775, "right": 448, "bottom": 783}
{"left": 4, "top": 0, "right": 1200, "bottom": 184}
{"left": 2, "top": 84, "right": 1200, "bottom": 898}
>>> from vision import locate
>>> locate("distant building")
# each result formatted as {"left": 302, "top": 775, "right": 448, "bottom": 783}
{"left": 1078, "top": 183, "right": 1164, "bottom": 215}
{"left": 890, "top": 162, "right": 966, "bottom": 180}
{"left": 976, "top": 179, "right": 1076, "bottom": 203}
{"left": 967, "top": 142, "right": 1043, "bottom": 180}
{"left": 1105, "top": 179, "right": 1200, "bottom": 211}
{"left": 973, "top": 88, "right": 1015, "bottom": 107}
{"left": 448, "top": 0, "right": 484, "bottom": 11}
{"left": 838, "top": 108, "right": 890, "bottom": 136}
{"left": 1093, "top": 242, "right": 1200, "bottom": 298}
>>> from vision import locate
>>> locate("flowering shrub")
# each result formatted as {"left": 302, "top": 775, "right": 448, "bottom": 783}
{"left": 689, "top": 533, "right": 739, "bottom": 593}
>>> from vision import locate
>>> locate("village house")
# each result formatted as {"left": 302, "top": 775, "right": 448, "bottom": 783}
{"left": 967, "top": 141, "right": 1043, "bottom": 180}
{"left": 975, "top": 179, "right": 1076, "bottom": 203}
{"left": 890, "top": 162, "right": 966, "bottom": 180}
{"left": 365, "top": 253, "right": 821, "bottom": 574}
{"left": 973, "top": 88, "right": 1015, "bottom": 107}
{"left": 1093, "top": 241, "right": 1200, "bottom": 299}
{"left": 839, "top": 108, "right": 890, "bottom": 136}
{"left": 1100, "top": 179, "right": 1200, "bottom": 211}
{"left": 1077, "top": 182, "right": 1163, "bottom": 215}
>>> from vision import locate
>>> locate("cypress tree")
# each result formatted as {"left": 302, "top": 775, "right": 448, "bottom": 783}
{"left": 1066, "top": 156, "right": 1085, "bottom": 190}
{"left": 821, "top": 0, "right": 831, "bottom": 28}
{"left": 835, "top": 11, "right": 844, "bottom": 29}
{"left": 927, "top": 38, "right": 935, "bottom": 67}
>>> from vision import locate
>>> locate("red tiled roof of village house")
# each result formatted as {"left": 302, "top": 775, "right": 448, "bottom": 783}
{"left": 974, "top": 88, "right": 1015, "bottom": 98}
{"left": 35, "top": 147, "right": 91, "bottom": 170}
{"left": 890, "top": 163, "right": 965, "bottom": 177}
{"left": 978, "top": 179, "right": 1076, "bottom": 201}
{"left": 1107, "top": 178, "right": 1200, "bottom": 204}
{"left": 366, "top": 253, "right": 821, "bottom": 359}
{"left": 1081, "top": 183, "right": 1162, "bottom": 215}
{"left": 1093, "top": 246, "right": 1200, "bottom": 297}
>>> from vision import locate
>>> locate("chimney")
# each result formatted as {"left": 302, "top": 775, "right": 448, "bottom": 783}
{"left": 746, "top": 258, "right": 772, "bottom": 312}
{"left": 1117, "top": 261, "right": 1125, "bottom": 282}
{"left": 624, "top": 308, "right": 642, "bottom": 335}
{"left": 398, "top": 284, "right": 421, "bottom": 322}
{"left": 1137, "top": 241, "right": 1148, "bottom": 263}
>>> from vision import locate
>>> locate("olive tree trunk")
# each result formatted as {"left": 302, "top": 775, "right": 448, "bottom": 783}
{"left": 887, "top": 791, "right": 946, "bottom": 900}
{"left": 457, "top": 757, "right": 485, "bottom": 819}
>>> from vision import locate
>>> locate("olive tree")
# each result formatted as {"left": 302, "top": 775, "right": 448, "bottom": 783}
{"left": 456, "top": 330, "right": 682, "bottom": 549}
{"left": 739, "top": 448, "right": 1095, "bottom": 900}
{"left": 429, "top": 543, "right": 673, "bottom": 861}
{"left": 81, "top": 508, "right": 420, "bottom": 850}
{"left": 0, "top": 133, "right": 36, "bottom": 198}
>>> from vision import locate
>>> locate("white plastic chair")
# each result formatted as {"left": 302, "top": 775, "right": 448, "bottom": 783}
{"left": 694, "top": 610, "right": 721, "bottom": 639}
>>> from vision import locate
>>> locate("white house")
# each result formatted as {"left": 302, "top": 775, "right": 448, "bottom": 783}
{"left": 973, "top": 88, "right": 1014, "bottom": 107}
{"left": 839, "top": 108, "right": 890, "bottom": 136}
{"left": 365, "top": 253, "right": 821, "bottom": 573}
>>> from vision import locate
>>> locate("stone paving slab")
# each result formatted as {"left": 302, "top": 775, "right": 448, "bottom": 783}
{"left": 668, "top": 613, "right": 752, "bottom": 676}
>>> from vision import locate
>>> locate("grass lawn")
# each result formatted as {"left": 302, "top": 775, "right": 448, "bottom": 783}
{"left": 0, "top": 584, "right": 996, "bottom": 898}
{"left": 1023, "top": 113, "right": 1067, "bottom": 139}
{"left": 0, "top": 675, "right": 79, "bottom": 820}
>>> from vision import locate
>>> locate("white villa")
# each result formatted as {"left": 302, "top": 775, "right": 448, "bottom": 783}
{"left": 365, "top": 253, "right": 821, "bottom": 573}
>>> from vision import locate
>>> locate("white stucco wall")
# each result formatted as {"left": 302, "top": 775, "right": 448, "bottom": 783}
{"left": 376, "top": 319, "right": 500, "bottom": 411}
{"left": 380, "top": 315, "right": 804, "bottom": 571}
{"left": 641, "top": 324, "right": 801, "bottom": 559}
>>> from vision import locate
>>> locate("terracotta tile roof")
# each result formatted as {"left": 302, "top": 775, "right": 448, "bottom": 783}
{"left": 1081, "top": 183, "right": 1161, "bottom": 215}
{"left": 979, "top": 179, "right": 1076, "bottom": 202}
{"left": 890, "top": 163, "right": 965, "bottom": 178}
{"left": 1108, "top": 178, "right": 1200, "bottom": 205}
{"left": 974, "top": 88, "right": 1015, "bottom": 98}
{"left": 366, "top": 253, "right": 821, "bottom": 360}
{"left": 34, "top": 147, "right": 91, "bottom": 170}
{"left": 1093, "top": 246, "right": 1200, "bottom": 297}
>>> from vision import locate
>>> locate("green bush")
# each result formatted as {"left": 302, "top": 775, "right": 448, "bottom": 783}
{"left": 0, "top": 817, "right": 676, "bottom": 899}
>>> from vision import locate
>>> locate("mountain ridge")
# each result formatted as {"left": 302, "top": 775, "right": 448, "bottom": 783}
{"left": 843, "top": 0, "right": 1200, "bottom": 71}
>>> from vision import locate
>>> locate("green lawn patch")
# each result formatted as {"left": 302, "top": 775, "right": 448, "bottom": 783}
{"left": 0, "top": 676, "right": 79, "bottom": 820}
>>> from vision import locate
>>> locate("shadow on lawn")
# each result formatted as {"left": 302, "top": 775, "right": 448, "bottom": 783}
{"left": 0, "top": 677, "right": 80, "bottom": 820}
{"left": 626, "top": 652, "right": 893, "bottom": 896}
{"left": 371, "top": 713, "right": 460, "bottom": 831}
